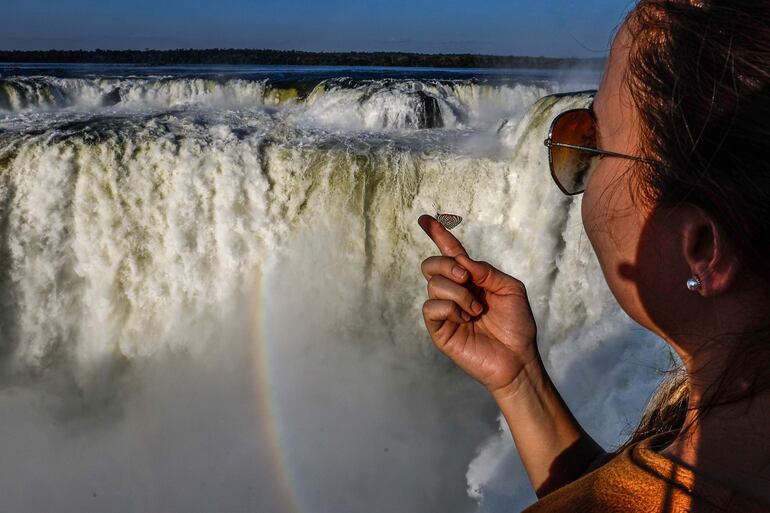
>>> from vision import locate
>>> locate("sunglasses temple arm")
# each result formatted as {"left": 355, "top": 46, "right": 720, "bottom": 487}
{"left": 545, "top": 140, "right": 653, "bottom": 164}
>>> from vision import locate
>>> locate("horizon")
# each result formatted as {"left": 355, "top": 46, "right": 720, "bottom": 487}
{"left": 0, "top": 47, "right": 607, "bottom": 60}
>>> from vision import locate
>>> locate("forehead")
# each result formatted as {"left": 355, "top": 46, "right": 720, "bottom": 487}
{"left": 595, "top": 23, "right": 633, "bottom": 112}
{"left": 593, "top": 23, "right": 639, "bottom": 150}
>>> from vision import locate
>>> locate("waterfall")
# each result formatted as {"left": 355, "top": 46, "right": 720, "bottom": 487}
{"left": 0, "top": 73, "right": 668, "bottom": 512}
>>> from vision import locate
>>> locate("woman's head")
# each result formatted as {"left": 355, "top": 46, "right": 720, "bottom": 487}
{"left": 582, "top": 0, "right": 770, "bottom": 352}
{"left": 578, "top": 0, "right": 770, "bottom": 448}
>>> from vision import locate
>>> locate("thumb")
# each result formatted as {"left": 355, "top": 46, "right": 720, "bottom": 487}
{"left": 455, "top": 255, "right": 526, "bottom": 296}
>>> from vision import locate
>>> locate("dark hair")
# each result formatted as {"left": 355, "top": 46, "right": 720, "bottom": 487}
{"left": 617, "top": 0, "right": 770, "bottom": 449}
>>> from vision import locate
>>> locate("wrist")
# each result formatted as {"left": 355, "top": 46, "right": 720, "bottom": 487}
{"left": 488, "top": 348, "right": 546, "bottom": 404}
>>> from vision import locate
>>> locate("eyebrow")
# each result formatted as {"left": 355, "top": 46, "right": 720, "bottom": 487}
{"left": 588, "top": 101, "right": 604, "bottom": 149}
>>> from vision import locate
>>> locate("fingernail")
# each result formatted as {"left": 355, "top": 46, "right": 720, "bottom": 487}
{"left": 461, "top": 311, "right": 471, "bottom": 321}
{"left": 471, "top": 300, "right": 483, "bottom": 315}
{"left": 452, "top": 266, "right": 467, "bottom": 279}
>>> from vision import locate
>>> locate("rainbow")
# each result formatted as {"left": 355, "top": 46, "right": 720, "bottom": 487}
{"left": 250, "top": 269, "right": 303, "bottom": 513}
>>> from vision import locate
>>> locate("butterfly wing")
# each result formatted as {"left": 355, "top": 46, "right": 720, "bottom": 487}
{"left": 436, "top": 213, "right": 462, "bottom": 230}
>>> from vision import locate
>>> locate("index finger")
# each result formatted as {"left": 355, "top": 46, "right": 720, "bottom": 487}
{"left": 418, "top": 214, "right": 468, "bottom": 258}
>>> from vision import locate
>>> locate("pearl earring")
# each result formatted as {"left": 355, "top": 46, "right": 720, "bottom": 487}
{"left": 686, "top": 276, "right": 702, "bottom": 292}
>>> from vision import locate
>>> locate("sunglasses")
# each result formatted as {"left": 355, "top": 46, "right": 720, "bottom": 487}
{"left": 543, "top": 104, "right": 655, "bottom": 195}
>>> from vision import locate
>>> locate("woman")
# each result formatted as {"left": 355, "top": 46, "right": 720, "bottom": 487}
{"left": 419, "top": 1, "right": 770, "bottom": 511}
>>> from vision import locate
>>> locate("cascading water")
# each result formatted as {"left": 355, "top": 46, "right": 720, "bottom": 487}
{"left": 0, "top": 67, "right": 669, "bottom": 512}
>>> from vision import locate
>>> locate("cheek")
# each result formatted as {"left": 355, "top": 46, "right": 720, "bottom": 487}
{"left": 581, "top": 162, "right": 646, "bottom": 310}
{"left": 582, "top": 161, "right": 639, "bottom": 256}
{"left": 581, "top": 161, "right": 621, "bottom": 264}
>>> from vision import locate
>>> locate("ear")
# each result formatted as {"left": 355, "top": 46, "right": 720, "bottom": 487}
{"left": 681, "top": 206, "right": 740, "bottom": 297}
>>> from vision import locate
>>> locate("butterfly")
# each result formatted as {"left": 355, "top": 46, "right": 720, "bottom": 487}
{"left": 435, "top": 212, "right": 463, "bottom": 230}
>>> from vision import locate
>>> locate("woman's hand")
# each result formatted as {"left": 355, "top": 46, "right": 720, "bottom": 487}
{"left": 418, "top": 215, "right": 539, "bottom": 396}
{"left": 418, "top": 215, "right": 604, "bottom": 496}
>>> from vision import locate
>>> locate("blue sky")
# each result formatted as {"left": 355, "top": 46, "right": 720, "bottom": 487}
{"left": 0, "top": 0, "right": 634, "bottom": 57}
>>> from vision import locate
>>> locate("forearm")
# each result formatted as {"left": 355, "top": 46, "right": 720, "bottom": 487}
{"left": 490, "top": 353, "right": 605, "bottom": 498}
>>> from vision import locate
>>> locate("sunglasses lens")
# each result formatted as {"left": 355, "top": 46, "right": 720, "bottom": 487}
{"left": 549, "top": 109, "right": 600, "bottom": 194}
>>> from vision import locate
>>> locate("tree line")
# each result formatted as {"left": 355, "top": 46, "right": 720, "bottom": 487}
{"left": 0, "top": 49, "right": 604, "bottom": 69}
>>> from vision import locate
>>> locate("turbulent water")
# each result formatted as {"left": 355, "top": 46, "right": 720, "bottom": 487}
{"left": 0, "top": 64, "right": 669, "bottom": 512}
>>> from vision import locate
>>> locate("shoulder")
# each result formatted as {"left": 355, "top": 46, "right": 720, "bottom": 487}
{"left": 522, "top": 434, "right": 770, "bottom": 513}
{"left": 522, "top": 440, "right": 677, "bottom": 513}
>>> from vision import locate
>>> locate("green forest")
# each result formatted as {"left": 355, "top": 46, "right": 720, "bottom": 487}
{"left": 0, "top": 49, "right": 605, "bottom": 69}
